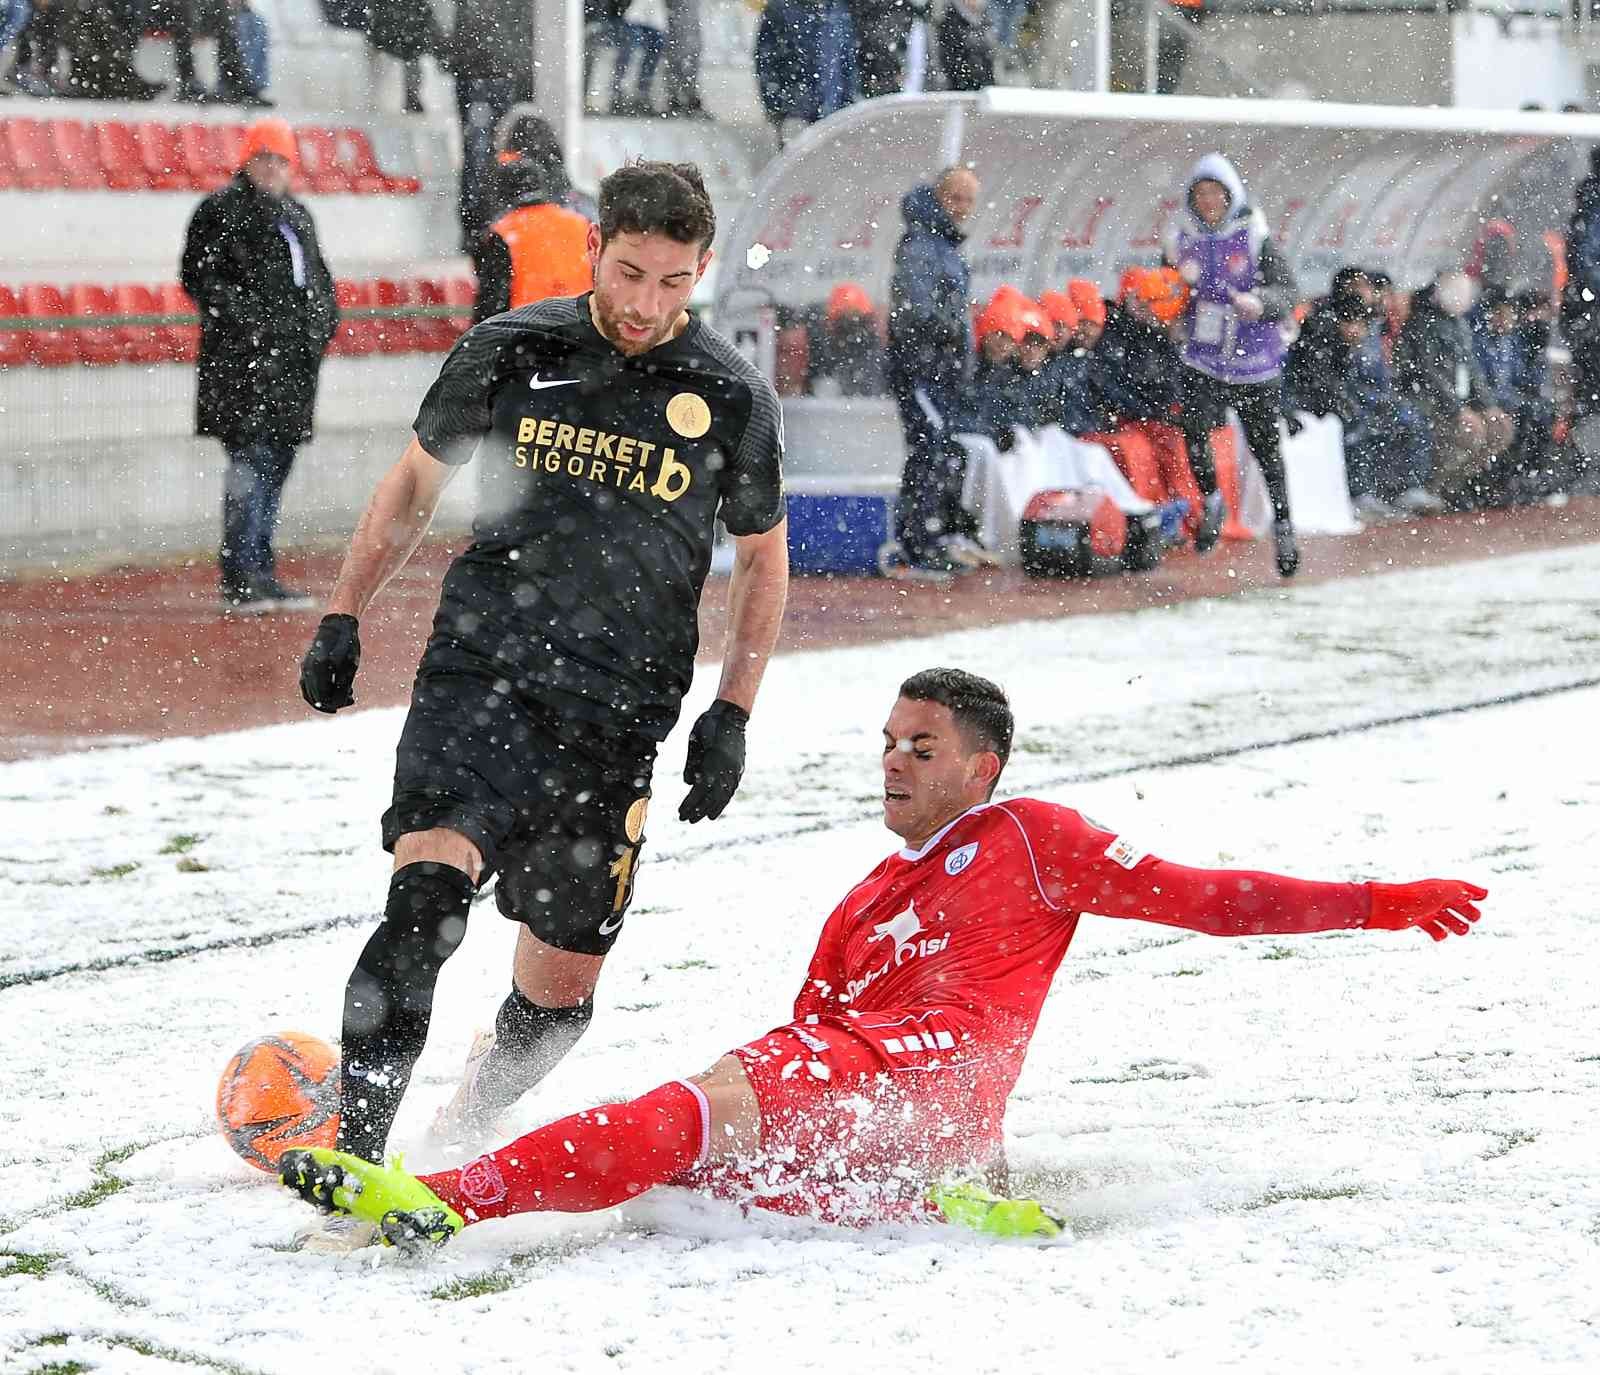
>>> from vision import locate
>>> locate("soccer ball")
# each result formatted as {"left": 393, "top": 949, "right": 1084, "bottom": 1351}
{"left": 216, "top": 1031, "right": 341, "bottom": 1172}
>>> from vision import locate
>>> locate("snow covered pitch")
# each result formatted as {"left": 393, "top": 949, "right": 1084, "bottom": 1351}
{"left": 4, "top": 544, "right": 1598, "bottom": 1373}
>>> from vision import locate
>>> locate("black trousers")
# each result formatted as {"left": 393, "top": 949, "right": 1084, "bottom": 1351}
{"left": 1178, "top": 370, "right": 1293, "bottom": 526}
{"left": 890, "top": 374, "right": 970, "bottom": 563}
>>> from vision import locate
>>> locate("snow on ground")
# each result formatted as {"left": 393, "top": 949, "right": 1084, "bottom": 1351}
{"left": 3, "top": 544, "right": 1599, "bottom": 1374}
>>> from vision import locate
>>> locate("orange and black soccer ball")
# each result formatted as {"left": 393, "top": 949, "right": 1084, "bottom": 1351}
{"left": 216, "top": 1031, "right": 341, "bottom": 1172}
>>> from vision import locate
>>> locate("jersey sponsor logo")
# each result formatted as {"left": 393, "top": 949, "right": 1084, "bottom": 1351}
{"left": 457, "top": 1156, "right": 508, "bottom": 1206}
{"left": 529, "top": 372, "right": 581, "bottom": 391}
{"left": 846, "top": 901, "right": 951, "bottom": 1004}
{"left": 665, "top": 391, "right": 712, "bottom": 438}
{"left": 1104, "top": 836, "right": 1146, "bottom": 870}
{"left": 511, "top": 416, "right": 694, "bottom": 502}
{"left": 945, "top": 842, "right": 978, "bottom": 876}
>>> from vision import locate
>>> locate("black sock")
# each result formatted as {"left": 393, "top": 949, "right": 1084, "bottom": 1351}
{"left": 336, "top": 863, "right": 474, "bottom": 1162}
{"left": 470, "top": 987, "right": 594, "bottom": 1120}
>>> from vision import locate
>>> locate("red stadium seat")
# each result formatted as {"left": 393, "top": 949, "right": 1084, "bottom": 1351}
{"left": 0, "top": 127, "right": 17, "bottom": 190}
{"left": 94, "top": 121, "right": 150, "bottom": 191}
{"left": 157, "top": 283, "right": 200, "bottom": 363}
{"left": 134, "top": 121, "right": 194, "bottom": 191}
{"left": 179, "top": 122, "right": 233, "bottom": 192}
{"left": 330, "top": 280, "right": 380, "bottom": 356}
{"left": 68, "top": 285, "right": 124, "bottom": 365}
{"left": 19, "top": 285, "right": 80, "bottom": 366}
{"left": 0, "top": 286, "right": 28, "bottom": 367}
{"left": 3, "top": 118, "right": 65, "bottom": 190}
{"left": 443, "top": 276, "right": 476, "bottom": 334}
{"left": 336, "top": 128, "right": 417, "bottom": 194}
{"left": 113, "top": 283, "right": 171, "bottom": 363}
{"left": 213, "top": 123, "right": 246, "bottom": 176}
{"left": 295, "top": 126, "right": 354, "bottom": 195}
{"left": 373, "top": 279, "right": 419, "bottom": 353}
{"left": 48, "top": 120, "right": 105, "bottom": 190}
{"left": 412, "top": 279, "right": 457, "bottom": 352}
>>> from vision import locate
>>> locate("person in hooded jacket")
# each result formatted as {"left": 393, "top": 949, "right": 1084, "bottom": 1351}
{"left": 885, "top": 167, "right": 983, "bottom": 578}
{"left": 472, "top": 150, "right": 594, "bottom": 322}
{"left": 1562, "top": 147, "right": 1600, "bottom": 419}
{"left": 180, "top": 119, "right": 338, "bottom": 615}
{"left": 1162, "top": 154, "right": 1301, "bottom": 577}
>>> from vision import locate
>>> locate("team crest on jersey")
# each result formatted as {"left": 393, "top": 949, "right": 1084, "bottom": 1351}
{"left": 945, "top": 842, "right": 978, "bottom": 876}
{"left": 666, "top": 391, "right": 712, "bottom": 439}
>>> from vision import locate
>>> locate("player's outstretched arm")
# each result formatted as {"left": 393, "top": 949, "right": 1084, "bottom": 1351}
{"left": 1366, "top": 880, "right": 1487, "bottom": 942}
{"left": 679, "top": 520, "right": 789, "bottom": 822}
{"left": 299, "top": 439, "right": 458, "bottom": 714}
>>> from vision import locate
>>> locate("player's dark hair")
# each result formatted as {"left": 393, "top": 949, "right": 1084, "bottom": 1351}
{"left": 597, "top": 160, "right": 716, "bottom": 251}
{"left": 899, "top": 668, "right": 1013, "bottom": 783}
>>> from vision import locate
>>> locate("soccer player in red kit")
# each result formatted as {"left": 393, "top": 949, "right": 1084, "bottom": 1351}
{"left": 282, "top": 668, "right": 1488, "bottom": 1244}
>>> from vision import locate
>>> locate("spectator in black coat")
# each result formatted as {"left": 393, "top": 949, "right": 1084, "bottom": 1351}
{"left": 179, "top": 120, "right": 338, "bottom": 614}
{"left": 1394, "top": 272, "right": 1512, "bottom": 509}
{"left": 368, "top": 0, "right": 449, "bottom": 114}
{"left": 452, "top": 0, "right": 533, "bottom": 246}
{"left": 937, "top": 0, "right": 992, "bottom": 91}
{"left": 754, "top": 0, "right": 856, "bottom": 137}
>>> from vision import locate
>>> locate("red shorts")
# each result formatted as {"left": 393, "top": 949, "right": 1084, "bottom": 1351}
{"left": 677, "top": 1007, "right": 1007, "bottom": 1225}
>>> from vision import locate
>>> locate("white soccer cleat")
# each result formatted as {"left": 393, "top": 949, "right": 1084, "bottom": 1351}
{"left": 427, "top": 1030, "right": 500, "bottom": 1150}
{"left": 292, "top": 1214, "right": 382, "bottom": 1255}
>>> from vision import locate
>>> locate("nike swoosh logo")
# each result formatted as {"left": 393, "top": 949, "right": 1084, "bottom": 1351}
{"left": 597, "top": 912, "right": 625, "bottom": 937}
{"left": 530, "top": 373, "right": 580, "bottom": 391}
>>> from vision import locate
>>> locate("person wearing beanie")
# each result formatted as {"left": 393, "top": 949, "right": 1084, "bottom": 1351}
{"left": 180, "top": 119, "right": 338, "bottom": 614}
{"left": 812, "top": 283, "right": 886, "bottom": 397}
{"left": 1163, "top": 154, "right": 1303, "bottom": 577}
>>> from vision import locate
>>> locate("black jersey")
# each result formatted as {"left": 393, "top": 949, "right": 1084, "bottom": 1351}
{"left": 411, "top": 295, "right": 785, "bottom": 741}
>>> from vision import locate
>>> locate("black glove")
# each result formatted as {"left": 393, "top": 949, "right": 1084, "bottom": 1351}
{"left": 300, "top": 613, "right": 361, "bottom": 713}
{"left": 679, "top": 699, "right": 749, "bottom": 823}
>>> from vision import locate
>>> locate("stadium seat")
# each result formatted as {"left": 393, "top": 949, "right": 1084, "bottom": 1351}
{"left": 336, "top": 128, "right": 417, "bottom": 195}
{"left": 112, "top": 283, "right": 171, "bottom": 364}
{"left": 296, "top": 126, "right": 355, "bottom": 195}
{"left": 0, "top": 128, "right": 16, "bottom": 190}
{"left": 19, "top": 285, "right": 80, "bottom": 366}
{"left": 443, "top": 276, "right": 476, "bottom": 335}
{"left": 135, "top": 121, "right": 194, "bottom": 192}
{"left": 48, "top": 121, "right": 106, "bottom": 191}
{"left": 330, "top": 280, "right": 380, "bottom": 356}
{"left": 95, "top": 121, "right": 150, "bottom": 191}
{"left": 412, "top": 279, "right": 457, "bottom": 352}
{"left": 373, "top": 279, "right": 419, "bottom": 353}
{"left": 3, "top": 118, "right": 65, "bottom": 191}
{"left": 0, "top": 286, "right": 28, "bottom": 367}
{"left": 213, "top": 123, "right": 246, "bottom": 176}
{"left": 179, "top": 122, "right": 233, "bottom": 192}
{"left": 68, "top": 285, "right": 124, "bottom": 365}
{"left": 157, "top": 283, "right": 200, "bottom": 363}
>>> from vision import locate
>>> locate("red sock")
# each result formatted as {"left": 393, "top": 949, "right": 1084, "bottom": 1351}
{"left": 419, "top": 1079, "right": 709, "bottom": 1223}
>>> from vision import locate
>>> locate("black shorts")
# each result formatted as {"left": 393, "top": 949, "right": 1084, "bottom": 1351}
{"left": 382, "top": 670, "right": 657, "bottom": 956}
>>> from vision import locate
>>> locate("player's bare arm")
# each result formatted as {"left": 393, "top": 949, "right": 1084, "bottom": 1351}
{"left": 715, "top": 519, "right": 789, "bottom": 714}
{"left": 327, "top": 439, "right": 458, "bottom": 619}
{"left": 298, "top": 439, "right": 457, "bottom": 713}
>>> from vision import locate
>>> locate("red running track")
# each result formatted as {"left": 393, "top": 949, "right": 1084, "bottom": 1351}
{"left": 4, "top": 500, "right": 1598, "bottom": 761}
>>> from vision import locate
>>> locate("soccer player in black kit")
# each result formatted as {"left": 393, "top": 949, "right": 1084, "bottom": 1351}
{"left": 295, "top": 161, "right": 788, "bottom": 1251}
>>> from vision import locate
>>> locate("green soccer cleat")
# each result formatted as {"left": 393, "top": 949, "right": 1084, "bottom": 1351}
{"left": 928, "top": 1177, "right": 1069, "bottom": 1241}
{"left": 280, "top": 1147, "right": 464, "bottom": 1250}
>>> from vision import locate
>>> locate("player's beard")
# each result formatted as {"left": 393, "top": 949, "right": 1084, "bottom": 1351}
{"left": 590, "top": 288, "right": 679, "bottom": 357}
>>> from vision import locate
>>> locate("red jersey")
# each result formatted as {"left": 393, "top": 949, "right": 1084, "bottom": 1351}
{"left": 789, "top": 798, "right": 1372, "bottom": 1102}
